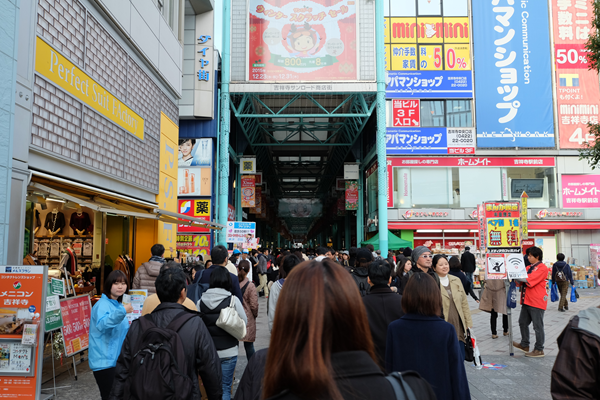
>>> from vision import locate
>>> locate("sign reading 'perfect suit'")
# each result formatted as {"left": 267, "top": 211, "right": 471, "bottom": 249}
{"left": 34, "top": 37, "right": 145, "bottom": 140}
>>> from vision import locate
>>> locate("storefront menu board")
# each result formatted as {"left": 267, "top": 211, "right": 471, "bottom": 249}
{"left": 0, "top": 265, "right": 48, "bottom": 398}
{"left": 59, "top": 295, "right": 91, "bottom": 357}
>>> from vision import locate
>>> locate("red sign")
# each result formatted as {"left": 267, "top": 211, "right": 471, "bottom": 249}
{"left": 552, "top": 1, "right": 600, "bottom": 149}
{"left": 561, "top": 174, "right": 600, "bottom": 208}
{"left": 177, "top": 200, "right": 210, "bottom": 233}
{"left": 176, "top": 234, "right": 211, "bottom": 257}
{"left": 248, "top": 0, "right": 357, "bottom": 82}
{"left": 392, "top": 100, "right": 420, "bottom": 127}
{"left": 345, "top": 180, "right": 358, "bottom": 210}
{"left": 228, "top": 204, "right": 235, "bottom": 221}
{"left": 60, "top": 295, "right": 91, "bottom": 357}
{"left": 241, "top": 176, "right": 256, "bottom": 208}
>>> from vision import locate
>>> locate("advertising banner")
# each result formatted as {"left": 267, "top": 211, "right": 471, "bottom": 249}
{"left": 226, "top": 222, "right": 257, "bottom": 244}
{"left": 552, "top": 0, "right": 600, "bottom": 149}
{"left": 178, "top": 138, "right": 213, "bottom": 167}
{"left": 176, "top": 234, "right": 211, "bottom": 257}
{"left": 484, "top": 202, "right": 521, "bottom": 254}
{"left": 251, "top": 187, "right": 262, "bottom": 214}
{"left": 521, "top": 192, "right": 529, "bottom": 239}
{"left": 386, "top": 156, "right": 555, "bottom": 168}
{"left": 472, "top": 0, "right": 555, "bottom": 147}
{"left": 241, "top": 176, "right": 256, "bottom": 208}
{"left": 386, "top": 70, "right": 472, "bottom": 98}
{"left": 386, "top": 127, "right": 475, "bottom": 154}
{"left": 345, "top": 180, "right": 358, "bottom": 210}
{"left": 45, "top": 294, "right": 63, "bottom": 332}
{"left": 60, "top": 295, "right": 91, "bottom": 357}
{"left": 478, "top": 203, "right": 486, "bottom": 253}
{"left": 177, "top": 199, "right": 211, "bottom": 233}
{"left": 248, "top": 0, "right": 357, "bottom": 81}
{"left": 561, "top": 174, "right": 600, "bottom": 208}
{"left": 178, "top": 167, "right": 212, "bottom": 197}
{"left": 392, "top": 99, "right": 420, "bottom": 127}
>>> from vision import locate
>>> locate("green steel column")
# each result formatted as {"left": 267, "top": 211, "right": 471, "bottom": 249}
{"left": 277, "top": 233, "right": 281, "bottom": 248}
{"left": 357, "top": 166, "right": 364, "bottom": 247}
{"left": 345, "top": 212, "right": 350, "bottom": 249}
{"left": 218, "top": 0, "right": 232, "bottom": 245}
{"left": 235, "top": 163, "right": 242, "bottom": 221}
{"left": 375, "top": 0, "right": 388, "bottom": 255}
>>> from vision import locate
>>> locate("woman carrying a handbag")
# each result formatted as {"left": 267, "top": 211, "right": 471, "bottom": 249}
{"left": 199, "top": 266, "right": 248, "bottom": 400}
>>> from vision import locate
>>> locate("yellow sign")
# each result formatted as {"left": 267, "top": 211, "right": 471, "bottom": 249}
{"left": 521, "top": 192, "right": 529, "bottom": 240}
{"left": 157, "top": 113, "right": 179, "bottom": 254}
{"left": 484, "top": 202, "right": 522, "bottom": 254}
{"left": 34, "top": 37, "right": 145, "bottom": 140}
{"left": 193, "top": 199, "right": 211, "bottom": 217}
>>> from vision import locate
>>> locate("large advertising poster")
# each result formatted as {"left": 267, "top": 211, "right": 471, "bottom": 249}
{"left": 484, "top": 202, "right": 521, "bottom": 254}
{"left": 384, "top": 0, "right": 473, "bottom": 98}
{"left": 472, "top": 0, "right": 555, "bottom": 147}
{"left": 248, "top": 0, "right": 357, "bottom": 81}
{"left": 562, "top": 174, "right": 600, "bottom": 208}
{"left": 178, "top": 199, "right": 211, "bottom": 233}
{"left": 60, "top": 295, "right": 91, "bottom": 357}
{"left": 386, "top": 127, "right": 475, "bottom": 154}
{"left": 552, "top": 0, "right": 600, "bottom": 149}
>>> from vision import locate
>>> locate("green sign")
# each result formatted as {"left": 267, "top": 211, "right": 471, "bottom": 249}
{"left": 45, "top": 294, "right": 63, "bottom": 332}
{"left": 50, "top": 278, "right": 65, "bottom": 296}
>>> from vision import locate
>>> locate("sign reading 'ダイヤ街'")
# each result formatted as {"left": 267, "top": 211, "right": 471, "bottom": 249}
{"left": 34, "top": 37, "right": 145, "bottom": 140}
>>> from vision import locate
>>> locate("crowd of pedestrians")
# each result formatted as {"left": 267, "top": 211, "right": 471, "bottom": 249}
{"left": 85, "top": 241, "right": 599, "bottom": 400}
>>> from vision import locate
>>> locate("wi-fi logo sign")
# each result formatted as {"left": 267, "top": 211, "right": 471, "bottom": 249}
{"left": 509, "top": 257, "right": 521, "bottom": 269}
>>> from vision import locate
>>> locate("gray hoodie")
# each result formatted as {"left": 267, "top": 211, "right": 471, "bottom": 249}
{"left": 198, "top": 288, "right": 247, "bottom": 358}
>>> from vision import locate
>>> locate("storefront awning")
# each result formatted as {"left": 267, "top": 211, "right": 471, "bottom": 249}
{"left": 389, "top": 221, "right": 600, "bottom": 230}
{"left": 28, "top": 180, "right": 223, "bottom": 231}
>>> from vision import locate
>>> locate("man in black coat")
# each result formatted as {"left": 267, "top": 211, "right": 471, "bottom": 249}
{"left": 110, "top": 268, "right": 222, "bottom": 400}
{"left": 460, "top": 246, "right": 476, "bottom": 291}
{"left": 362, "top": 259, "right": 404, "bottom": 368}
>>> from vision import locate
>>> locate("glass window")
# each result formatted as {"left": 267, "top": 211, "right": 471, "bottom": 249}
{"left": 391, "top": 0, "right": 417, "bottom": 16}
{"left": 420, "top": 101, "right": 445, "bottom": 127}
{"left": 418, "top": 0, "right": 442, "bottom": 15}
{"left": 446, "top": 100, "right": 472, "bottom": 127}
{"left": 443, "top": 0, "right": 468, "bottom": 16}
{"left": 367, "top": 170, "right": 379, "bottom": 214}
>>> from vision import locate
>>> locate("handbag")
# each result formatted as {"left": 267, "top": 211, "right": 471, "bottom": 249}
{"left": 216, "top": 296, "right": 247, "bottom": 340}
{"left": 570, "top": 286, "right": 578, "bottom": 303}
{"left": 464, "top": 329, "right": 474, "bottom": 362}
{"left": 550, "top": 282, "right": 559, "bottom": 302}
{"left": 506, "top": 281, "right": 517, "bottom": 309}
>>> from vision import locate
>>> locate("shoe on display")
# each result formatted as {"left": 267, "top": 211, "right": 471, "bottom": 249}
{"left": 525, "top": 349, "right": 545, "bottom": 358}
{"left": 513, "top": 341, "right": 529, "bottom": 353}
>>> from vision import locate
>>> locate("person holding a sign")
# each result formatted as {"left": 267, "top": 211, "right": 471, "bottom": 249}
{"left": 513, "top": 246, "right": 548, "bottom": 358}
{"left": 89, "top": 270, "right": 132, "bottom": 400}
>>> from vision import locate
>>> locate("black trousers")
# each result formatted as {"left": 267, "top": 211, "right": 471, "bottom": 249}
{"left": 93, "top": 367, "right": 116, "bottom": 400}
{"left": 519, "top": 304, "right": 545, "bottom": 351}
{"left": 490, "top": 309, "right": 508, "bottom": 335}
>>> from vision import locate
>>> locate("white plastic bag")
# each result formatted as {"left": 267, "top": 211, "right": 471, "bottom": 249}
{"left": 470, "top": 330, "right": 483, "bottom": 369}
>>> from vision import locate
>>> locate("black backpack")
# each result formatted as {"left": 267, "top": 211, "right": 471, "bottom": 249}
{"left": 187, "top": 270, "right": 210, "bottom": 305}
{"left": 124, "top": 311, "right": 196, "bottom": 400}
{"left": 556, "top": 265, "right": 567, "bottom": 282}
{"left": 351, "top": 271, "right": 370, "bottom": 297}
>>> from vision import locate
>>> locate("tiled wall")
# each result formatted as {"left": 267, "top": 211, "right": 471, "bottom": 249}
{"left": 31, "top": 0, "right": 179, "bottom": 193}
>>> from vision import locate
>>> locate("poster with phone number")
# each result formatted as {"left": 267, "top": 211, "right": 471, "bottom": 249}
{"left": 248, "top": 0, "right": 357, "bottom": 81}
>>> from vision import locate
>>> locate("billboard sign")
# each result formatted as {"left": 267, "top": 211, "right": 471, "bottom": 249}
{"left": 392, "top": 99, "right": 420, "bottom": 127}
{"left": 248, "top": 0, "right": 357, "bottom": 81}
{"left": 484, "top": 202, "right": 521, "bottom": 254}
{"left": 386, "top": 70, "right": 472, "bottom": 98}
{"left": 561, "top": 174, "right": 600, "bottom": 208}
{"left": 226, "top": 222, "right": 257, "bottom": 244}
{"left": 177, "top": 199, "right": 211, "bottom": 233}
{"left": 552, "top": 0, "right": 600, "bottom": 149}
{"left": 472, "top": 0, "right": 555, "bottom": 147}
{"left": 386, "top": 127, "right": 475, "bottom": 154}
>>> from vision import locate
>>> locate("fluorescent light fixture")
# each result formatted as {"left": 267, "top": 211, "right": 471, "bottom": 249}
{"left": 528, "top": 230, "right": 549, "bottom": 233}
{"left": 444, "top": 230, "right": 468, "bottom": 233}
{"left": 46, "top": 197, "right": 65, "bottom": 203}
{"left": 416, "top": 229, "right": 443, "bottom": 233}
{"left": 469, "top": 230, "right": 478, "bottom": 233}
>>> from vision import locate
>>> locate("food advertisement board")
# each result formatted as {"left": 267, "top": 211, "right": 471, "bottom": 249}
{"left": 248, "top": 0, "right": 357, "bottom": 81}
{"left": 241, "top": 176, "right": 256, "bottom": 208}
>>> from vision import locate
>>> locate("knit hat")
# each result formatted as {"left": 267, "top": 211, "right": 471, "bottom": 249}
{"left": 402, "top": 247, "right": 413, "bottom": 257}
{"left": 412, "top": 246, "right": 431, "bottom": 265}
{"left": 356, "top": 248, "right": 373, "bottom": 264}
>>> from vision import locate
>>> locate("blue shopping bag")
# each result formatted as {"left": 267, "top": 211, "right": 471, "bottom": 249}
{"left": 550, "top": 283, "right": 559, "bottom": 302}
{"left": 570, "top": 285, "right": 578, "bottom": 303}
{"left": 507, "top": 281, "right": 518, "bottom": 309}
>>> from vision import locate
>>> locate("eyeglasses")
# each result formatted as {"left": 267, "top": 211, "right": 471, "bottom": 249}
{"left": 420, "top": 254, "right": 433, "bottom": 258}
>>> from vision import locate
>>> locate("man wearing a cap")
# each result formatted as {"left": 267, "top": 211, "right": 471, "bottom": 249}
{"left": 399, "top": 246, "right": 439, "bottom": 294}
{"left": 351, "top": 248, "right": 373, "bottom": 296}
{"left": 239, "top": 249, "right": 253, "bottom": 282}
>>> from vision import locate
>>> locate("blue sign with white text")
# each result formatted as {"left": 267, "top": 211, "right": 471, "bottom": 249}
{"left": 472, "top": 0, "right": 555, "bottom": 148}
{"left": 386, "top": 71, "right": 473, "bottom": 99}
{"left": 386, "top": 127, "right": 448, "bottom": 154}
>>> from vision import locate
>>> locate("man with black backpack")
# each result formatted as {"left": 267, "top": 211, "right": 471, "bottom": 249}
{"left": 351, "top": 248, "right": 373, "bottom": 296}
{"left": 552, "top": 253, "right": 574, "bottom": 312}
{"left": 110, "top": 267, "right": 222, "bottom": 400}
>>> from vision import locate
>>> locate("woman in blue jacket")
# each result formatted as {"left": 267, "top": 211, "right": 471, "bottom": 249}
{"left": 89, "top": 270, "right": 132, "bottom": 399}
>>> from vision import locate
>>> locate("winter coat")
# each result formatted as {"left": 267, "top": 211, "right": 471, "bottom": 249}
{"left": 89, "top": 294, "right": 129, "bottom": 371}
{"left": 239, "top": 277, "right": 258, "bottom": 342}
{"left": 114, "top": 256, "right": 131, "bottom": 285}
{"left": 386, "top": 314, "right": 471, "bottom": 400}
{"left": 479, "top": 279, "right": 507, "bottom": 315}
{"left": 551, "top": 307, "right": 600, "bottom": 400}
{"left": 396, "top": 270, "right": 414, "bottom": 295}
{"left": 517, "top": 262, "right": 549, "bottom": 310}
{"left": 439, "top": 275, "right": 473, "bottom": 340}
{"left": 257, "top": 254, "right": 268, "bottom": 274}
{"left": 551, "top": 261, "right": 574, "bottom": 285}
{"left": 199, "top": 288, "right": 247, "bottom": 359}
{"left": 268, "top": 279, "right": 284, "bottom": 332}
{"left": 110, "top": 303, "right": 222, "bottom": 400}
{"left": 351, "top": 267, "right": 370, "bottom": 296}
{"left": 233, "top": 348, "right": 268, "bottom": 400}
{"left": 460, "top": 251, "right": 476, "bottom": 273}
{"left": 362, "top": 285, "right": 404, "bottom": 368}
{"left": 132, "top": 260, "right": 163, "bottom": 294}
{"left": 198, "top": 265, "right": 243, "bottom": 302}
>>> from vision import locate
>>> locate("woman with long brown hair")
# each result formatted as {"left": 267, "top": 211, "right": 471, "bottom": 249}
{"left": 262, "top": 259, "right": 433, "bottom": 400}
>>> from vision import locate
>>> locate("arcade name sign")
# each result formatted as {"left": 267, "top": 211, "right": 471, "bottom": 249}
{"left": 402, "top": 209, "right": 451, "bottom": 219}
{"left": 534, "top": 209, "right": 584, "bottom": 219}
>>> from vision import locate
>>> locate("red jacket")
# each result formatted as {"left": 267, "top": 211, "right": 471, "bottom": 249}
{"left": 517, "top": 262, "right": 549, "bottom": 310}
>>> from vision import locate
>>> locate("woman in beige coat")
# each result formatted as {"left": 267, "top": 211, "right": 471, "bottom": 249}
{"left": 479, "top": 279, "right": 508, "bottom": 339}
{"left": 237, "top": 260, "right": 258, "bottom": 360}
{"left": 433, "top": 254, "right": 473, "bottom": 360}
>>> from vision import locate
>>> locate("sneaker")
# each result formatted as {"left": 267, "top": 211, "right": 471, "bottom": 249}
{"left": 559, "top": 309, "right": 566, "bottom": 312}
{"left": 513, "top": 341, "right": 529, "bottom": 353}
{"left": 492, "top": 334, "right": 498, "bottom": 339}
{"left": 503, "top": 332, "right": 509, "bottom": 336}
{"left": 565, "top": 306, "right": 569, "bottom": 311}
{"left": 525, "top": 349, "right": 545, "bottom": 358}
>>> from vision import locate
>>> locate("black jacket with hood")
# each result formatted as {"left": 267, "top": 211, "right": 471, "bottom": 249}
{"left": 110, "top": 303, "right": 223, "bottom": 400}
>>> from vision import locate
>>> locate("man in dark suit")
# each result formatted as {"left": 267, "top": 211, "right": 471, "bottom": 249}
{"left": 362, "top": 259, "right": 404, "bottom": 368}
{"left": 460, "top": 246, "right": 476, "bottom": 291}
{"left": 197, "top": 245, "right": 243, "bottom": 302}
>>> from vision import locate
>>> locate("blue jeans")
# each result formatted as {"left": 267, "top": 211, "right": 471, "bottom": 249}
{"left": 465, "top": 272, "right": 474, "bottom": 291}
{"left": 220, "top": 356, "right": 237, "bottom": 400}
{"left": 459, "top": 340, "right": 466, "bottom": 361}
{"left": 243, "top": 341, "right": 255, "bottom": 360}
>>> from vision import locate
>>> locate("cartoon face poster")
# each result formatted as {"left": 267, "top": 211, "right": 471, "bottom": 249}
{"left": 249, "top": 0, "right": 357, "bottom": 81}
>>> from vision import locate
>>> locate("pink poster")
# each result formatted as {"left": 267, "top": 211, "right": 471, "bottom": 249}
{"left": 562, "top": 174, "right": 600, "bottom": 208}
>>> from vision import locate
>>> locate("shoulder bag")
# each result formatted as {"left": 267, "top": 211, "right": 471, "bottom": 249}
{"left": 216, "top": 296, "right": 247, "bottom": 340}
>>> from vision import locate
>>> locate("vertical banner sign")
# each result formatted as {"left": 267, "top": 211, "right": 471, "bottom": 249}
{"left": 472, "top": 1, "right": 555, "bottom": 147}
{"left": 159, "top": 113, "right": 179, "bottom": 256}
{"left": 253, "top": 187, "right": 263, "bottom": 214}
{"left": 392, "top": 100, "right": 420, "bottom": 127}
{"left": 552, "top": 0, "right": 600, "bottom": 149}
{"left": 345, "top": 180, "right": 359, "bottom": 210}
{"left": 477, "top": 203, "right": 486, "bottom": 252}
{"left": 521, "top": 191, "right": 529, "bottom": 239}
{"left": 248, "top": 0, "right": 357, "bottom": 81}
{"left": 59, "top": 295, "right": 91, "bottom": 357}
{"left": 484, "top": 202, "right": 521, "bottom": 254}
{"left": 241, "top": 176, "right": 256, "bottom": 208}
